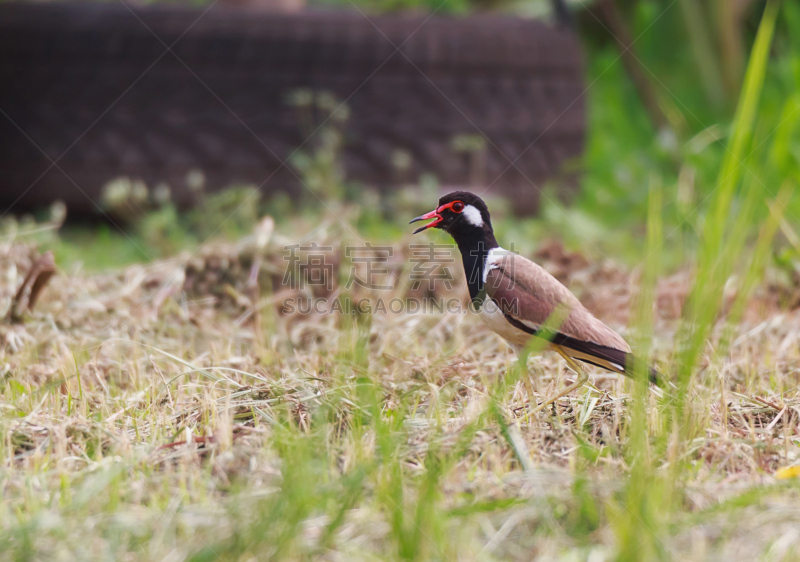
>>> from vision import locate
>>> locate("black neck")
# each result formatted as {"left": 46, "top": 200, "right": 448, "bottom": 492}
{"left": 451, "top": 226, "right": 499, "bottom": 301}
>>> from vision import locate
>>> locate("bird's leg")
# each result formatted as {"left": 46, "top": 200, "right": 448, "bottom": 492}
{"left": 514, "top": 344, "right": 529, "bottom": 376}
{"left": 529, "top": 346, "right": 589, "bottom": 415}
{"left": 515, "top": 345, "right": 539, "bottom": 424}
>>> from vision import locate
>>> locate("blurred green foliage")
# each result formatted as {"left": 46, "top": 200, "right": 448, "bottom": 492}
{"left": 577, "top": 0, "right": 799, "bottom": 219}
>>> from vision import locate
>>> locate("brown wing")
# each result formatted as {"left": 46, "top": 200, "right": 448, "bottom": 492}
{"left": 484, "top": 253, "right": 630, "bottom": 352}
{"left": 484, "top": 253, "right": 652, "bottom": 378}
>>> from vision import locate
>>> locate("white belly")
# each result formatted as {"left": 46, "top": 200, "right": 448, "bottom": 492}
{"left": 478, "top": 299, "right": 534, "bottom": 348}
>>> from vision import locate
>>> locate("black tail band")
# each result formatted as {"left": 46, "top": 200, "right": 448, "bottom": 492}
{"left": 502, "top": 313, "right": 660, "bottom": 385}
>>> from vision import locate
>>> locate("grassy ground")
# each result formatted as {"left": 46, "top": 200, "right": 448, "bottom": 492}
{"left": 1, "top": 214, "right": 799, "bottom": 560}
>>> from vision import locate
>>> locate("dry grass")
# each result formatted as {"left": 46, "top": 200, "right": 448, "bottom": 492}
{"left": 1, "top": 223, "right": 799, "bottom": 561}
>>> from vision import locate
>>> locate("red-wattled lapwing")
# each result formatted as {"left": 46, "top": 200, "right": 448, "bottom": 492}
{"left": 410, "top": 191, "right": 658, "bottom": 412}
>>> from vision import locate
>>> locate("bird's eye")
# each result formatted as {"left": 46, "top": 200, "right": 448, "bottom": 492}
{"left": 452, "top": 201, "right": 464, "bottom": 213}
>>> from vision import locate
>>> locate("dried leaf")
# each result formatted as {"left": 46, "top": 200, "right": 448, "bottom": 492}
{"left": 9, "top": 251, "right": 56, "bottom": 322}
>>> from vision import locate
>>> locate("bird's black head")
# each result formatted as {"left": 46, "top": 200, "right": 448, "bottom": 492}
{"left": 409, "top": 191, "right": 493, "bottom": 237}
{"left": 410, "top": 191, "right": 499, "bottom": 301}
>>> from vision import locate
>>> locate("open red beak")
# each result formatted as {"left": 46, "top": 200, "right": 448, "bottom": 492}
{"left": 409, "top": 208, "right": 442, "bottom": 234}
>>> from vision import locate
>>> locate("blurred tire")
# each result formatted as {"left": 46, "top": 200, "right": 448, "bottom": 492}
{"left": 0, "top": 2, "right": 584, "bottom": 217}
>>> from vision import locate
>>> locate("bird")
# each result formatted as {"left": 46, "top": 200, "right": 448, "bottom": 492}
{"left": 410, "top": 190, "right": 659, "bottom": 413}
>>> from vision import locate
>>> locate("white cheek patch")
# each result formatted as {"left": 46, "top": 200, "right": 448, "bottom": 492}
{"left": 462, "top": 205, "right": 483, "bottom": 227}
